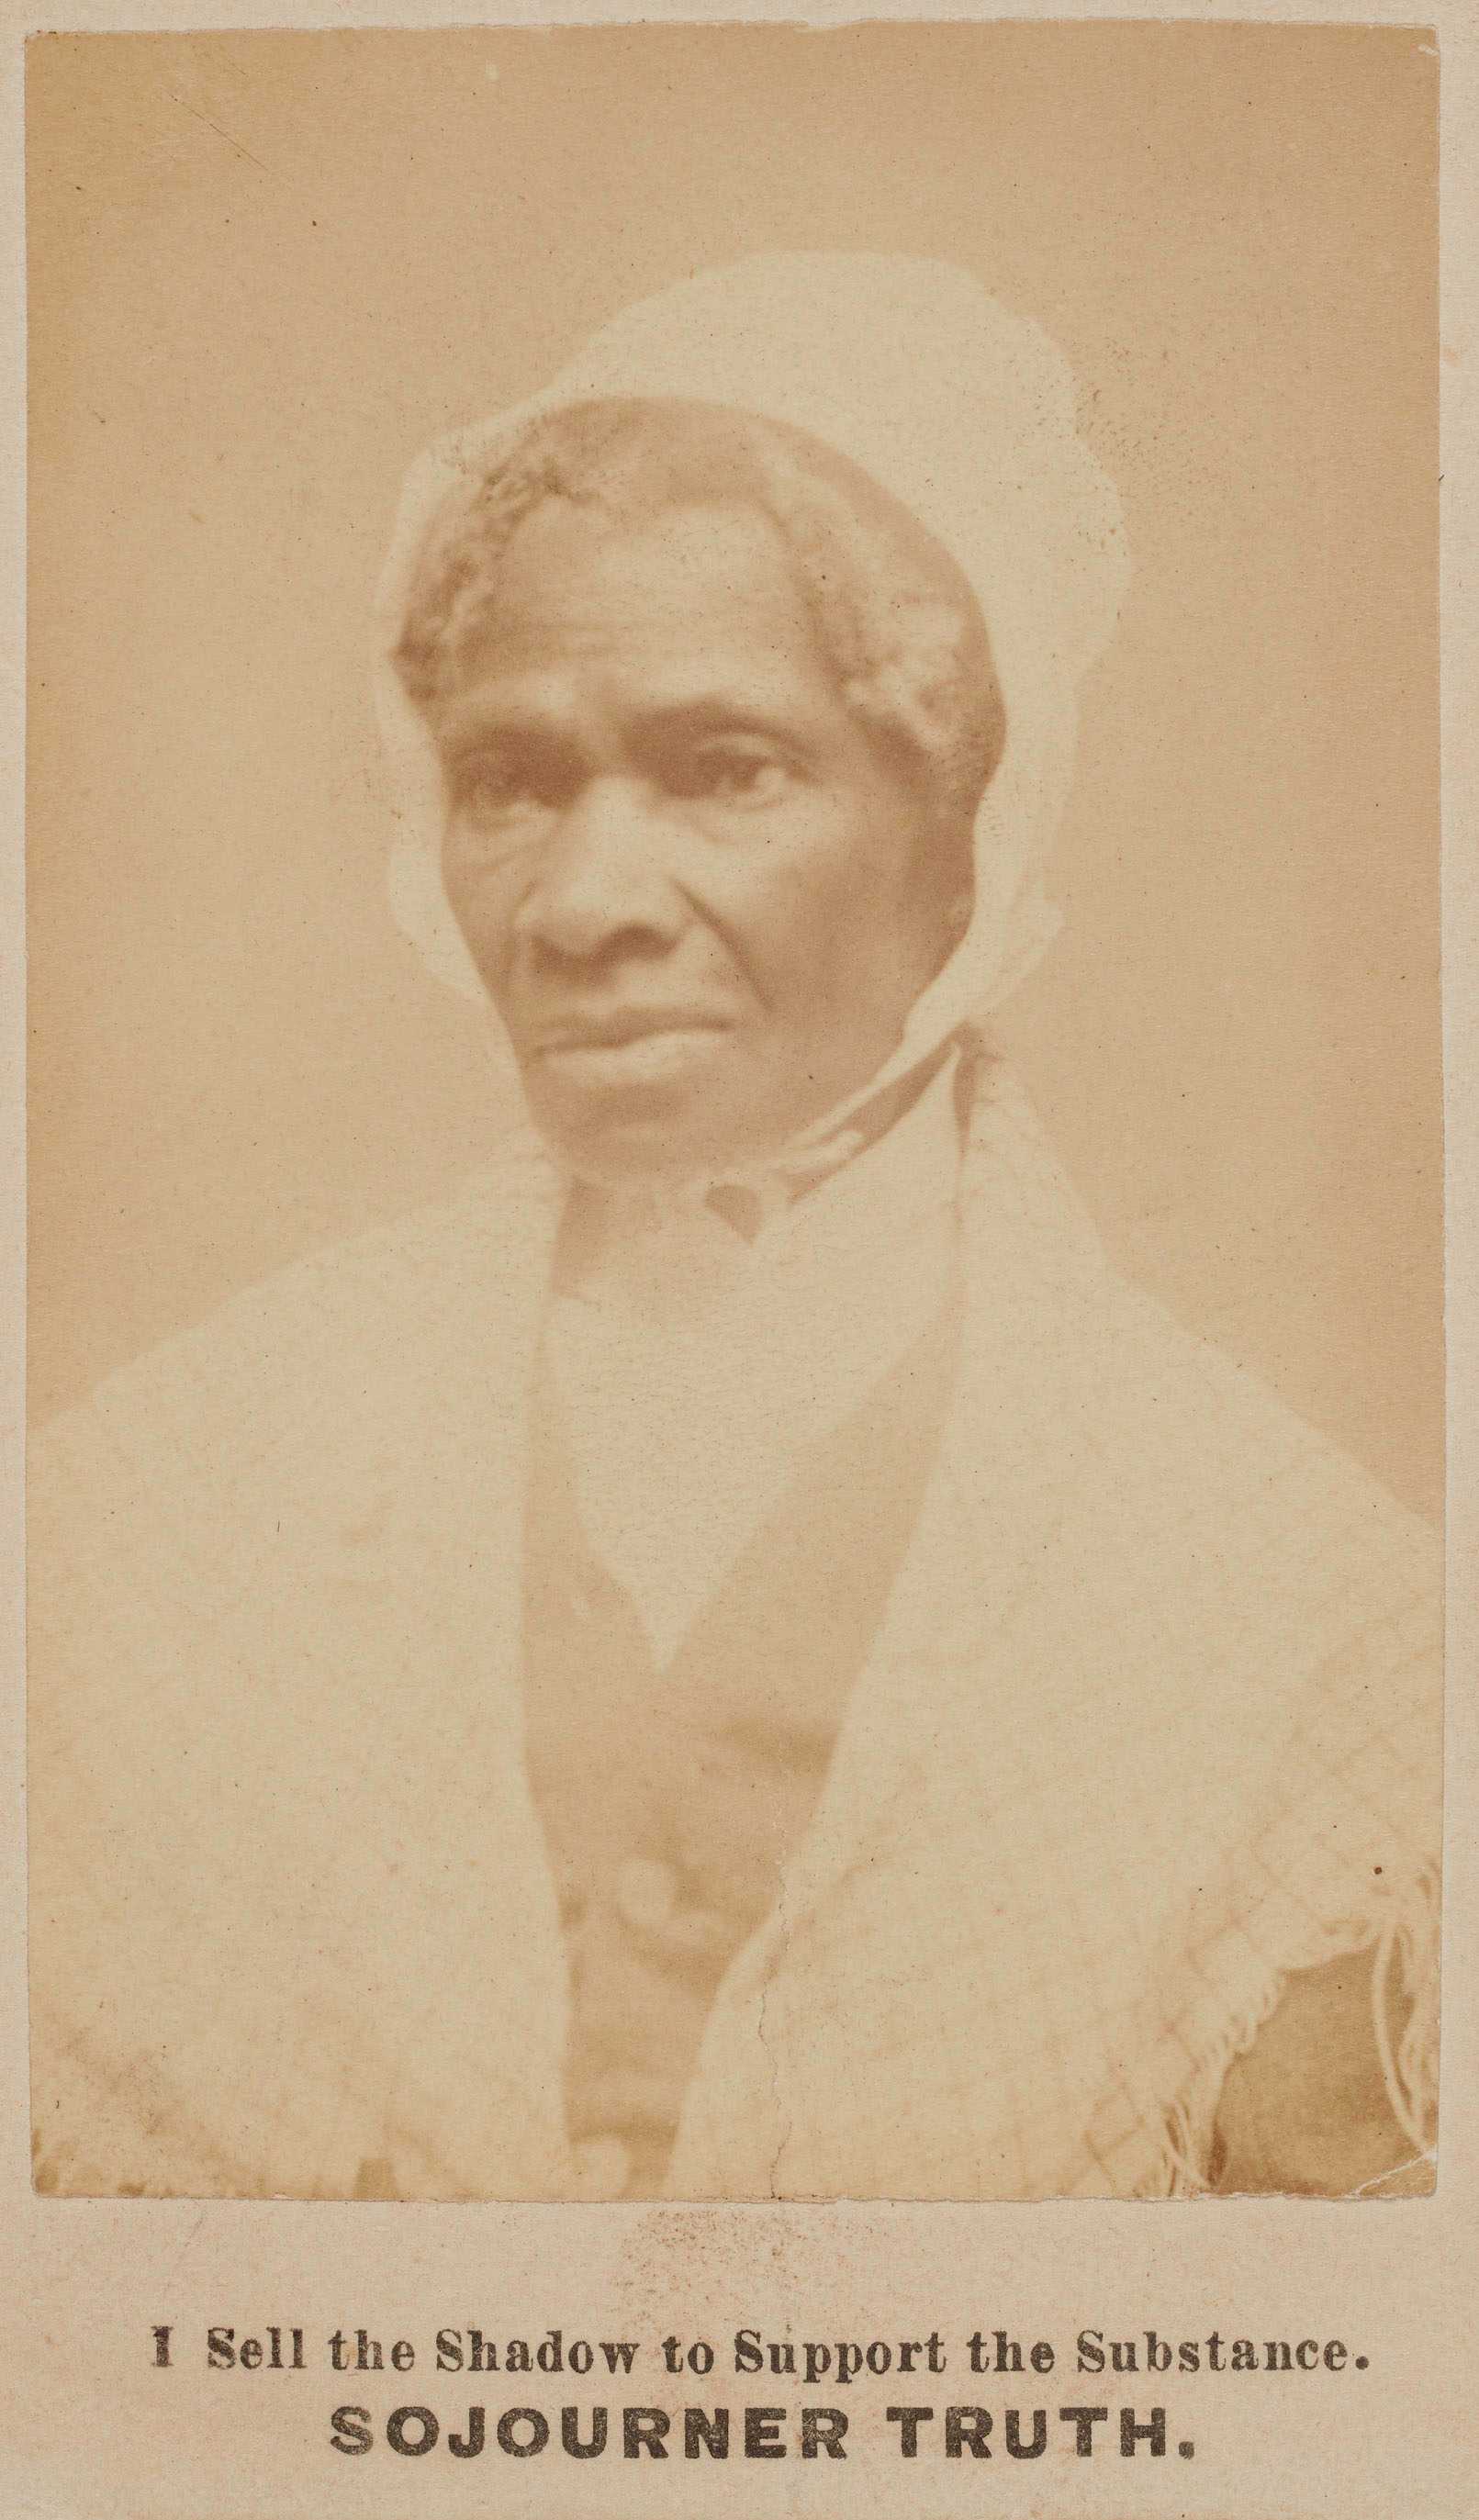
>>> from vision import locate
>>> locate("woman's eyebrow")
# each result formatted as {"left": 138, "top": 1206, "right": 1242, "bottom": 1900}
{"left": 634, "top": 696, "right": 808, "bottom": 747}
{"left": 437, "top": 703, "right": 572, "bottom": 767}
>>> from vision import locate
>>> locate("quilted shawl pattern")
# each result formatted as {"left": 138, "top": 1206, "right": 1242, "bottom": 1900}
{"left": 28, "top": 1075, "right": 1440, "bottom": 2199}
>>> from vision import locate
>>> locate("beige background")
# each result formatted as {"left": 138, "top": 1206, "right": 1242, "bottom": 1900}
{"left": 26, "top": 21, "right": 1441, "bottom": 1517}
{"left": 6, "top": 13, "right": 1476, "bottom": 2520}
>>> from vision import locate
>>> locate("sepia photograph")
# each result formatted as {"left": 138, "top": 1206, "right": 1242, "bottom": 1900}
{"left": 25, "top": 24, "right": 1441, "bottom": 2209}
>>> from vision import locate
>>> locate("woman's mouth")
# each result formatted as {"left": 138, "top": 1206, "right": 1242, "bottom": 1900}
{"left": 530, "top": 1010, "right": 734, "bottom": 1092}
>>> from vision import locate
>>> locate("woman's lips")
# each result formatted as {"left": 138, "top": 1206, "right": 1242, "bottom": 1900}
{"left": 532, "top": 1014, "right": 734, "bottom": 1090}
{"left": 533, "top": 1004, "right": 733, "bottom": 1050}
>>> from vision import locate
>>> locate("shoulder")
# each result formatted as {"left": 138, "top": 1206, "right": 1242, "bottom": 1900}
{"left": 28, "top": 1137, "right": 558, "bottom": 1851}
{"left": 92, "top": 1131, "right": 557, "bottom": 1394}
{"left": 28, "top": 1138, "right": 560, "bottom": 1624}
{"left": 957, "top": 1068, "right": 1440, "bottom": 1886}
{"left": 964, "top": 1066, "right": 1440, "bottom": 1601}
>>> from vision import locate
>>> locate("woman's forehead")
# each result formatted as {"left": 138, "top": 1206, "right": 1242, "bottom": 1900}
{"left": 448, "top": 495, "right": 834, "bottom": 691}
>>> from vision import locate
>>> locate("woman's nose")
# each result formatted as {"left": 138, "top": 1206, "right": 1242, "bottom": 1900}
{"left": 514, "top": 775, "right": 683, "bottom": 963}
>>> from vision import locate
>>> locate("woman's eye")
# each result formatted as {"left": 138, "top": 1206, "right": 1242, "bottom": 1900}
{"left": 453, "top": 756, "right": 553, "bottom": 825}
{"left": 673, "top": 744, "right": 793, "bottom": 805}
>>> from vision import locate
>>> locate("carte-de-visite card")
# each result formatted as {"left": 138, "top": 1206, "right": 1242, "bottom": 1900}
{"left": 4, "top": 11, "right": 1475, "bottom": 2515}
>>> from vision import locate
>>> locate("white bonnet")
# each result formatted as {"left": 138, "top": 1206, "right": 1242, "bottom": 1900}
{"left": 374, "top": 252, "right": 1130, "bottom": 1123}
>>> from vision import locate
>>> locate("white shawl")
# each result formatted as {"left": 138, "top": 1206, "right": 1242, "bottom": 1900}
{"left": 28, "top": 1065, "right": 1440, "bottom": 2201}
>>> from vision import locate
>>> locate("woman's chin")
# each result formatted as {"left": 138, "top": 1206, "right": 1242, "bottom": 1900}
{"left": 529, "top": 1096, "right": 785, "bottom": 1193}
{"left": 518, "top": 1039, "right": 861, "bottom": 1191}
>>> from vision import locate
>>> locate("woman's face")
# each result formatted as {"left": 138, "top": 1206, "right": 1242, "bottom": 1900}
{"left": 429, "top": 495, "right": 960, "bottom": 1185}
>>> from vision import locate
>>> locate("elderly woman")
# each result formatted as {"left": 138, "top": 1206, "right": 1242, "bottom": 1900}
{"left": 29, "top": 256, "right": 1439, "bottom": 2202}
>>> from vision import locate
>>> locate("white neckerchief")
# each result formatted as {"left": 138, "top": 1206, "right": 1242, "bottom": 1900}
{"left": 544, "top": 1054, "right": 966, "bottom": 1665}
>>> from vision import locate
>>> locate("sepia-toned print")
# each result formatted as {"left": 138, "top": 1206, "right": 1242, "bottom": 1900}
{"left": 27, "top": 42, "right": 1440, "bottom": 2207}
